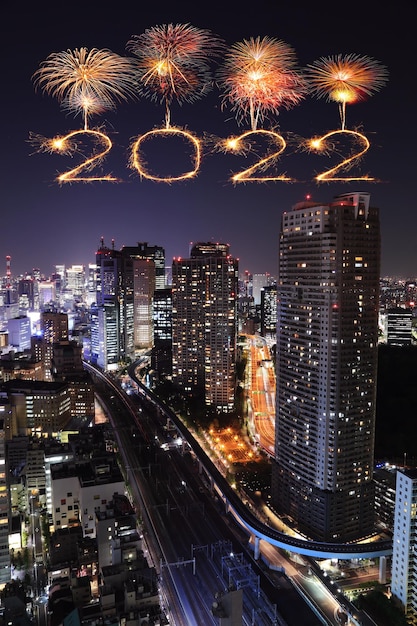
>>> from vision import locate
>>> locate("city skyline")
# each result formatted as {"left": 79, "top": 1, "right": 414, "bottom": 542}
{"left": 2, "top": 2, "right": 415, "bottom": 279}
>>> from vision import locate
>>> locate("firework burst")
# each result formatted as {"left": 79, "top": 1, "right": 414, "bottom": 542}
{"left": 126, "top": 23, "right": 224, "bottom": 127}
{"left": 32, "top": 47, "right": 137, "bottom": 129}
{"left": 306, "top": 53, "right": 388, "bottom": 129}
{"left": 217, "top": 36, "right": 307, "bottom": 130}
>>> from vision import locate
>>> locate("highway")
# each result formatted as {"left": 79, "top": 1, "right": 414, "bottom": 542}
{"left": 244, "top": 334, "right": 276, "bottom": 455}
{"left": 88, "top": 364, "right": 324, "bottom": 625}
{"left": 85, "top": 361, "right": 391, "bottom": 626}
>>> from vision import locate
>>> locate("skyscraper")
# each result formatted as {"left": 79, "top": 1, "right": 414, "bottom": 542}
{"left": 65, "top": 264, "right": 86, "bottom": 304}
{"left": 0, "top": 414, "right": 10, "bottom": 583}
{"left": 260, "top": 285, "right": 277, "bottom": 340}
{"left": 152, "top": 287, "right": 172, "bottom": 377}
{"left": 91, "top": 240, "right": 134, "bottom": 370}
{"left": 386, "top": 307, "right": 413, "bottom": 345}
{"left": 172, "top": 243, "right": 238, "bottom": 412}
{"left": 121, "top": 243, "right": 166, "bottom": 351}
{"left": 40, "top": 311, "right": 69, "bottom": 380}
{"left": 273, "top": 192, "right": 380, "bottom": 542}
{"left": 391, "top": 468, "right": 417, "bottom": 624}
{"left": 121, "top": 242, "right": 165, "bottom": 291}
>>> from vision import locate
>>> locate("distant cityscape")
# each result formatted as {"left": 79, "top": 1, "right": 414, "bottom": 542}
{"left": 0, "top": 192, "right": 416, "bottom": 625}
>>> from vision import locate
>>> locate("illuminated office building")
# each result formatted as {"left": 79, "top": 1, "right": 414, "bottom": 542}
{"left": 172, "top": 242, "right": 238, "bottom": 412}
{"left": 121, "top": 243, "right": 165, "bottom": 351}
{"left": 38, "top": 280, "right": 55, "bottom": 309}
{"left": 252, "top": 273, "right": 271, "bottom": 305}
{"left": 17, "top": 277, "right": 39, "bottom": 313}
{"left": 7, "top": 315, "right": 31, "bottom": 352}
{"left": 40, "top": 311, "right": 69, "bottom": 380}
{"left": 391, "top": 468, "right": 417, "bottom": 624}
{"left": 0, "top": 416, "right": 10, "bottom": 583}
{"left": 91, "top": 240, "right": 134, "bottom": 370}
{"left": 260, "top": 285, "right": 277, "bottom": 340}
{"left": 121, "top": 242, "right": 165, "bottom": 291}
{"left": 131, "top": 258, "right": 155, "bottom": 350}
{"left": 386, "top": 307, "right": 413, "bottom": 346}
{"left": 65, "top": 264, "right": 86, "bottom": 304}
{"left": 86, "top": 263, "right": 97, "bottom": 306}
{"left": 273, "top": 192, "right": 380, "bottom": 542}
{"left": 152, "top": 288, "right": 172, "bottom": 377}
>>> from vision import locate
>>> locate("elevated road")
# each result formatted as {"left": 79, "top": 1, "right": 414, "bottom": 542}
{"left": 125, "top": 363, "right": 392, "bottom": 562}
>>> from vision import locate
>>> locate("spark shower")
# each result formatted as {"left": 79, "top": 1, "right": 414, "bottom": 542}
{"left": 30, "top": 23, "right": 388, "bottom": 184}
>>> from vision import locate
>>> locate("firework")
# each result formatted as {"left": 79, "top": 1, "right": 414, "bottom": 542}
{"left": 130, "top": 126, "right": 201, "bottom": 182}
{"left": 32, "top": 47, "right": 137, "bottom": 129}
{"left": 126, "top": 23, "right": 224, "bottom": 127}
{"left": 306, "top": 53, "right": 388, "bottom": 130}
{"left": 217, "top": 36, "right": 307, "bottom": 131}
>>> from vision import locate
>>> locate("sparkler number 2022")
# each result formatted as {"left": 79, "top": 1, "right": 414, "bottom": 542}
{"left": 30, "top": 24, "right": 388, "bottom": 185}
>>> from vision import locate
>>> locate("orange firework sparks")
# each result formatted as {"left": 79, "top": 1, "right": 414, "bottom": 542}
{"left": 306, "top": 53, "right": 388, "bottom": 130}
{"left": 130, "top": 126, "right": 201, "bottom": 182}
{"left": 307, "top": 129, "right": 375, "bottom": 182}
{"left": 217, "top": 36, "right": 307, "bottom": 131}
{"left": 222, "top": 129, "right": 292, "bottom": 183}
{"left": 32, "top": 47, "right": 137, "bottom": 129}
{"left": 127, "top": 23, "right": 224, "bottom": 128}
{"left": 30, "top": 129, "right": 118, "bottom": 183}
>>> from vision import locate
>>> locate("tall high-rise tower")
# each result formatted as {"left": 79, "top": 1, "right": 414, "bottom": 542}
{"left": 0, "top": 413, "right": 10, "bottom": 583}
{"left": 121, "top": 243, "right": 165, "bottom": 351}
{"left": 172, "top": 243, "right": 238, "bottom": 412}
{"left": 91, "top": 239, "right": 134, "bottom": 370}
{"left": 40, "top": 311, "right": 69, "bottom": 380}
{"left": 391, "top": 468, "right": 417, "bottom": 623}
{"left": 273, "top": 192, "right": 380, "bottom": 542}
{"left": 121, "top": 242, "right": 165, "bottom": 290}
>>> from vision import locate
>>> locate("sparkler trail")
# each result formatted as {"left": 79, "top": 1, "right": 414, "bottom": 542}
{"left": 223, "top": 129, "right": 292, "bottom": 183}
{"left": 307, "top": 128, "right": 374, "bottom": 182}
{"left": 217, "top": 36, "right": 307, "bottom": 131}
{"left": 32, "top": 47, "right": 138, "bottom": 129}
{"left": 130, "top": 126, "right": 201, "bottom": 182}
{"left": 29, "top": 129, "right": 118, "bottom": 183}
{"left": 126, "top": 23, "right": 224, "bottom": 128}
{"left": 305, "top": 53, "right": 388, "bottom": 130}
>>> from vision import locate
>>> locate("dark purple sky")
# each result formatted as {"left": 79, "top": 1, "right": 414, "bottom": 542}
{"left": 2, "top": 2, "right": 414, "bottom": 279}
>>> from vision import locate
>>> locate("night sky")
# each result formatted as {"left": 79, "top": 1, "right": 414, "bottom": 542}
{"left": 2, "top": 2, "right": 414, "bottom": 279}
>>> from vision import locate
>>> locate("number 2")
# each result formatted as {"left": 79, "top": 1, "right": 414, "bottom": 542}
{"left": 223, "top": 129, "right": 292, "bottom": 183}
